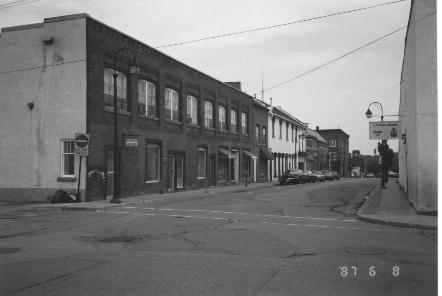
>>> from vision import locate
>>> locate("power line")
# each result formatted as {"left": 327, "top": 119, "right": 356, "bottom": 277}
{"left": 0, "top": 0, "right": 40, "bottom": 10}
{"left": 156, "top": 0, "right": 407, "bottom": 49}
{"left": 256, "top": 11, "right": 436, "bottom": 95}
{"left": 0, "top": 59, "right": 86, "bottom": 76}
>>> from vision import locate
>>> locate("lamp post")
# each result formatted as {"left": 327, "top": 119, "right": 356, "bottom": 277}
{"left": 110, "top": 47, "right": 138, "bottom": 203}
{"left": 365, "top": 101, "right": 386, "bottom": 188}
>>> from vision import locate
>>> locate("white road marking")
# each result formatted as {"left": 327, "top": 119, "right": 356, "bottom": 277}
{"left": 98, "top": 210, "right": 414, "bottom": 232}
{"left": 123, "top": 206, "right": 359, "bottom": 222}
{"left": 259, "top": 221, "right": 415, "bottom": 233}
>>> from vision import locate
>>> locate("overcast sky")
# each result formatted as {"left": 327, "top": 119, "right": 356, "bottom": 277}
{"left": 1, "top": 0, "right": 412, "bottom": 154}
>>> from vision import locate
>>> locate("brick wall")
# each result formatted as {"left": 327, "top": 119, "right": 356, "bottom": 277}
{"left": 85, "top": 18, "right": 267, "bottom": 200}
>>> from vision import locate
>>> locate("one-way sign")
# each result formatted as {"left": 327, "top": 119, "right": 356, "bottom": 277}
{"left": 74, "top": 133, "right": 89, "bottom": 156}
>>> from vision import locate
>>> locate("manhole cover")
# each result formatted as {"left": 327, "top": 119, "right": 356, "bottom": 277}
{"left": 99, "top": 236, "right": 142, "bottom": 243}
{"left": 0, "top": 247, "right": 21, "bottom": 254}
{"left": 346, "top": 247, "right": 385, "bottom": 255}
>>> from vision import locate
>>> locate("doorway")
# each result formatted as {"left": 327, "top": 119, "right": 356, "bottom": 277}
{"left": 167, "top": 152, "right": 184, "bottom": 192}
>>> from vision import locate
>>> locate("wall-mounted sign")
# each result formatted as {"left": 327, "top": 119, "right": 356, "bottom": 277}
{"left": 74, "top": 133, "right": 89, "bottom": 156}
{"left": 125, "top": 138, "right": 138, "bottom": 147}
{"left": 369, "top": 121, "right": 401, "bottom": 140}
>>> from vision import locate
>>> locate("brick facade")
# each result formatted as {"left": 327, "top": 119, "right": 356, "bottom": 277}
{"left": 85, "top": 17, "right": 269, "bottom": 200}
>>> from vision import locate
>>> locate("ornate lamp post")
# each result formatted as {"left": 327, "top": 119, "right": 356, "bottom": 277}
{"left": 365, "top": 101, "right": 386, "bottom": 188}
{"left": 110, "top": 48, "right": 139, "bottom": 203}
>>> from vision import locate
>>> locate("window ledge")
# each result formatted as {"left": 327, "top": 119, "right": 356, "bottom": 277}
{"left": 197, "top": 177, "right": 207, "bottom": 180}
{"left": 187, "top": 124, "right": 201, "bottom": 129}
{"left": 138, "top": 115, "right": 159, "bottom": 121}
{"left": 104, "top": 107, "right": 130, "bottom": 116}
{"left": 57, "top": 177, "right": 76, "bottom": 182}
{"left": 165, "top": 119, "right": 182, "bottom": 126}
{"left": 145, "top": 180, "right": 161, "bottom": 184}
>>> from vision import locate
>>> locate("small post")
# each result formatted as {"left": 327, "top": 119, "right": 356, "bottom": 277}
{"left": 205, "top": 178, "right": 209, "bottom": 193}
{"left": 245, "top": 173, "right": 248, "bottom": 187}
{"left": 76, "top": 156, "right": 82, "bottom": 201}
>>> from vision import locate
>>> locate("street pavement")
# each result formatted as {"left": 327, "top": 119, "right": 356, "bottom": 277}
{"left": 0, "top": 179, "right": 437, "bottom": 295}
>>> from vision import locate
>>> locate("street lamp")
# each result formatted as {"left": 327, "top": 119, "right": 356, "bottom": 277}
{"left": 365, "top": 101, "right": 384, "bottom": 122}
{"left": 110, "top": 47, "right": 139, "bottom": 204}
{"left": 365, "top": 101, "right": 386, "bottom": 188}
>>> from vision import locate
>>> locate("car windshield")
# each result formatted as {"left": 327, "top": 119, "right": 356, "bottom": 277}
{"left": 305, "top": 170, "right": 312, "bottom": 174}
{"left": 288, "top": 170, "right": 301, "bottom": 174}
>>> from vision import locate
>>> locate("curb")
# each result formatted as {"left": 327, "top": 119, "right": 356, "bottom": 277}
{"left": 42, "top": 182, "right": 275, "bottom": 211}
{"left": 357, "top": 214, "right": 437, "bottom": 231}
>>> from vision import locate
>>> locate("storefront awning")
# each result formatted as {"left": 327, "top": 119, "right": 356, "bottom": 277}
{"left": 219, "top": 148, "right": 236, "bottom": 159}
{"left": 260, "top": 147, "right": 274, "bottom": 160}
{"left": 243, "top": 150, "right": 258, "bottom": 159}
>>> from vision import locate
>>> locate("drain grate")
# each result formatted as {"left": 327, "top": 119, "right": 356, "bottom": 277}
{"left": 99, "top": 236, "right": 142, "bottom": 243}
{"left": 346, "top": 247, "right": 385, "bottom": 255}
{"left": 0, "top": 247, "right": 21, "bottom": 254}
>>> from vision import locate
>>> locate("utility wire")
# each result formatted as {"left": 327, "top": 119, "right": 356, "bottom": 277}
{"left": 0, "top": 59, "right": 86, "bottom": 76}
{"left": 256, "top": 11, "right": 436, "bottom": 95}
{"left": 0, "top": 0, "right": 40, "bottom": 9}
{"left": 156, "top": 0, "right": 406, "bottom": 48}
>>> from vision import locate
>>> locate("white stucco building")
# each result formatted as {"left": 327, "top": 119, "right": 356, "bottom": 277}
{"left": 398, "top": 0, "right": 437, "bottom": 213}
{"left": 267, "top": 106, "right": 307, "bottom": 180}
{"left": 0, "top": 16, "right": 87, "bottom": 201}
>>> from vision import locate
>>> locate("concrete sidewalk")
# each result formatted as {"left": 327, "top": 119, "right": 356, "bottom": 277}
{"left": 29, "top": 182, "right": 276, "bottom": 211}
{"left": 357, "top": 180, "right": 437, "bottom": 230}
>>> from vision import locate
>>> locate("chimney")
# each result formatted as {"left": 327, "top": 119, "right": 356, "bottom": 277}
{"left": 224, "top": 82, "right": 241, "bottom": 91}
{"left": 316, "top": 126, "right": 319, "bottom": 131}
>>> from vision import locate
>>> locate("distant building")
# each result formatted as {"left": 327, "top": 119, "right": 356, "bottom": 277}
{"left": 398, "top": 0, "right": 437, "bottom": 213}
{"left": 316, "top": 128, "right": 350, "bottom": 176}
{"left": 306, "top": 128, "right": 329, "bottom": 171}
{"left": 267, "top": 106, "right": 307, "bottom": 179}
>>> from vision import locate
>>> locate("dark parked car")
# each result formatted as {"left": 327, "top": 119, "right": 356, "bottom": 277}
{"left": 324, "top": 172, "right": 334, "bottom": 181}
{"left": 331, "top": 171, "right": 340, "bottom": 180}
{"left": 312, "top": 171, "right": 325, "bottom": 182}
{"left": 278, "top": 169, "right": 302, "bottom": 185}
{"left": 300, "top": 170, "right": 315, "bottom": 183}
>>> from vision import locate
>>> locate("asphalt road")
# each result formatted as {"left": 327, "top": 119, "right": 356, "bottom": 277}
{"left": 0, "top": 179, "right": 437, "bottom": 296}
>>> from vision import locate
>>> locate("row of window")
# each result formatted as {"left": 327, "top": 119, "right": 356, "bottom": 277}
{"left": 271, "top": 118, "right": 298, "bottom": 142}
{"left": 104, "top": 68, "right": 250, "bottom": 134}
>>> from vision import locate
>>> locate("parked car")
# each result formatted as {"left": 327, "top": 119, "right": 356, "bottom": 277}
{"left": 331, "top": 171, "right": 340, "bottom": 180}
{"left": 312, "top": 171, "right": 325, "bottom": 182}
{"left": 365, "top": 172, "right": 375, "bottom": 178}
{"left": 388, "top": 171, "right": 399, "bottom": 178}
{"left": 278, "top": 169, "right": 302, "bottom": 185}
{"left": 300, "top": 170, "right": 315, "bottom": 183}
{"left": 324, "top": 171, "right": 334, "bottom": 181}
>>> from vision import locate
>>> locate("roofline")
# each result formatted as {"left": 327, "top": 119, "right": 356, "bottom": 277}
{"left": 1, "top": 13, "right": 253, "bottom": 99}
{"left": 317, "top": 129, "right": 350, "bottom": 137}
{"left": 271, "top": 106, "right": 307, "bottom": 128}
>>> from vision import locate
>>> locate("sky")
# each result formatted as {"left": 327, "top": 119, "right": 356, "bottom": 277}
{"left": 0, "top": 0, "right": 412, "bottom": 155}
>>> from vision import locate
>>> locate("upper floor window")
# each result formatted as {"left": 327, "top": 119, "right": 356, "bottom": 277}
{"left": 279, "top": 120, "right": 283, "bottom": 139}
{"left": 255, "top": 125, "right": 260, "bottom": 142}
{"left": 231, "top": 109, "right": 238, "bottom": 133}
{"left": 104, "top": 68, "right": 127, "bottom": 112}
{"left": 186, "top": 95, "right": 198, "bottom": 125}
{"left": 291, "top": 125, "right": 294, "bottom": 142}
{"left": 218, "top": 105, "right": 227, "bottom": 131}
{"left": 61, "top": 140, "right": 75, "bottom": 177}
{"left": 204, "top": 101, "right": 214, "bottom": 128}
{"left": 241, "top": 112, "right": 248, "bottom": 135}
{"left": 165, "top": 88, "right": 179, "bottom": 121}
{"left": 329, "top": 139, "right": 337, "bottom": 147}
{"left": 138, "top": 80, "right": 156, "bottom": 117}
{"left": 286, "top": 123, "right": 289, "bottom": 141}
{"left": 262, "top": 127, "right": 267, "bottom": 144}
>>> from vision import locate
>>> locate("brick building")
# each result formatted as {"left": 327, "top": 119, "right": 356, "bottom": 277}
{"left": 0, "top": 14, "right": 270, "bottom": 202}
{"left": 316, "top": 127, "right": 349, "bottom": 176}
{"left": 305, "top": 128, "right": 329, "bottom": 171}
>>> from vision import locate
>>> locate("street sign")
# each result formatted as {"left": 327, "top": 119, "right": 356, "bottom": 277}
{"left": 74, "top": 133, "right": 89, "bottom": 156}
{"left": 369, "top": 121, "right": 401, "bottom": 140}
{"left": 125, "top": 138, "right": 138, "bottom": 147}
